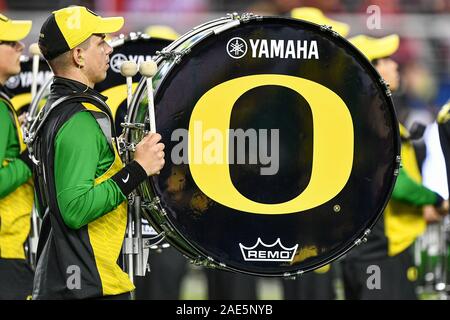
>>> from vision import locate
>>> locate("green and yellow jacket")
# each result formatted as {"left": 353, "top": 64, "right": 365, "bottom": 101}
{"left": 0, "top": 85, "right": 33, "bottom": 260}
{"left": 32, "top": 77, "right": 147, "bottom": 299}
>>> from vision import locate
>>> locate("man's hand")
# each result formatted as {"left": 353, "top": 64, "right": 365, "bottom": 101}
{"left": 438, "top": 199, "right": 449, "bottom": 216}
{"left": 423, "top": 205, "right": 443, "bottom": 223}
{"left": 134, "top": 132, "right": 165, "bottom": 176}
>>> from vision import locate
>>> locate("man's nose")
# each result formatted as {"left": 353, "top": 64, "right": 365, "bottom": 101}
{"left": 17, "top": 41, "right": 25, "bottom": 52}
{"left": 106, "top": 42, "right": 113, "bottom": 55}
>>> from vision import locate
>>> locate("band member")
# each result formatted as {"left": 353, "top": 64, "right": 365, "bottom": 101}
{"left": 341, "top": 34, "right": 448, "bottom": 300}
{"left": 437, "top": 101, "right": 450, "bottom": 203}
{"left": 32, "top": 6, "right": 165, "bottom": 299}
{"left": 0, "top": 13, "right": 34, "bottom": 300}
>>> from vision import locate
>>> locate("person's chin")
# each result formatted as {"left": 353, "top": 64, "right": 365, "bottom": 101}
{"left": 97, "top": 73, "right": 107, "bottom": 83}
{"left": 10, "top": 67, "right": 21, "bottom": 77}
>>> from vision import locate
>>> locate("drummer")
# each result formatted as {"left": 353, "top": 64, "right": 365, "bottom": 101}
{"left": 32, "top": 6, "right": 165, "bottom": 300}
{"left": 341, "top": 34, "right": 448, "bottom": 300}
{"left": 0, "top": 13, "right": 34, "bottom": 300}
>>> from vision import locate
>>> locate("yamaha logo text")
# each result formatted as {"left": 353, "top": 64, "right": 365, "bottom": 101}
{"left": 227, "top": 38, "right": 319, "bottom": 60}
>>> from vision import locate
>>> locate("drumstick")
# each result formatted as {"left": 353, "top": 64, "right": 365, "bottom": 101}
{"left": 29, "top": 43, "right": 41, "bottom": 102}
{"left": 138, "top": 60, "right": 158, "bottom": 133}
{"left": 120, "top": 60, "right": 138, "bottom": 109}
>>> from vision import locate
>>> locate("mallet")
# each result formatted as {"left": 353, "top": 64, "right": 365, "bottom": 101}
{"left": 138, "top": 60, "right": 158, "bottom": 133}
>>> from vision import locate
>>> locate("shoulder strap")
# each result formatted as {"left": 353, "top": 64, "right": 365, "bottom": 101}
{"left": 26, "top": 93, "right": 110, "bottom": 143}
{"left": 0, "top": 90, "right": 10, "bottom": 101}
{"left": 25, "top": 93, "right": 111, "bottom": 166}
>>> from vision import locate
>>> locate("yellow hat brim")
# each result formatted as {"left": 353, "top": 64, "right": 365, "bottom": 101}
{"left": 93, "top": 17, "right": 124, "bottom": 35}
{"left": 349, "top": 34, "right": 400, "bottom": 61}
{"left": 291, "top": 7, "right": 349, "bottom": 37}
{"left": 0, "top": 20, "right": 32, "bottom": 41}
{"left": 144, "top": 25, "right": 179, "bottom": 41}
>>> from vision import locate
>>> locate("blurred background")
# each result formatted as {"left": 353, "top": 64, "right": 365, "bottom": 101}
{"left": 3, "top": 0, "right": 450, "bottom": 300}
{"left": 3, "top": 0, "right": 450, "bottom": 133}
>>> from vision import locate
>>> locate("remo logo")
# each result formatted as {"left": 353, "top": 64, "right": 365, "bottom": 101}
{"left": 188, "top": 74, "right": 354, "bottom": 215}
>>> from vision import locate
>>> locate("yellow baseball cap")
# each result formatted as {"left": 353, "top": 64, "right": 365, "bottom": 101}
{"left": 145, "top": 25, "right": 179, "bottom": 41}
{"left": 0, "top": 13, "right": 32, "bottom": 41}
{"left": 349, "top": 34, "right": 400, "bottom": 61}
{"left": 291, "top": 7, "right": 350, "bottom": 37}
{"left": 39, "top": 6, "right": 124, "bottom": 60}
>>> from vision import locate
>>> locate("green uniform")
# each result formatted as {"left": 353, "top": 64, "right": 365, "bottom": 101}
{"left": 32, "top": 77, "right": 147, "bottom": 299}
{"left": 0, "top": 85, "right": 34, "bottom": 299}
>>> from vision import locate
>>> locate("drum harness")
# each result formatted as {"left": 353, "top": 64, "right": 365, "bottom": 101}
{"left": 24, "top": 93, "right": 166, "bottom": 280}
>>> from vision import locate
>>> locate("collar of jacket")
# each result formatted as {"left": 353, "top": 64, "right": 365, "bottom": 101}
{"left": 0, "top": 83, "right": 13, "bottom": 99}
{"left": 51, "top": 76, "right": 108, "bottom": 102}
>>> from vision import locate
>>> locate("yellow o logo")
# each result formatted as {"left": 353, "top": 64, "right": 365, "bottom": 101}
{"left": 188, "top": 74, "right": 354, "bottom": 214}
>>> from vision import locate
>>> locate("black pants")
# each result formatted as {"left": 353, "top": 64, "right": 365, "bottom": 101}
{"left": 342, "top": 248, "right": 417, "bottom": 300}
{"left": 206, "top": 269, "right": 258, "bottom": 300}
{"left": 0, "top": 258, "right": 34, "bottom": 300}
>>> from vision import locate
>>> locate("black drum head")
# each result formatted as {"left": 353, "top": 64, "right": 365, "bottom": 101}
{"left": 137, "top": 17, "right": 400, "bottom": 276}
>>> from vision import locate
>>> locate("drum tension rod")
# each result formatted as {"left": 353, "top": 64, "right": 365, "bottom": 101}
{"left": 120, "top": 122, "right": 146, "bottom": 130}
{"left": 320, "top": 25, "right": 340, "bottom": 37}
{"left": 141, "top": 197, "right": 161, "bottom": 211}
{"left": 156, "top": 50, "right": 188, "bottom": 64}
{"left": 379, "top": 78, "right": 393, "bottom": 97}
{"left": 394, "top": 156, "right": 401, "bottom": 176}
{"left": 240, "top": 12, "right": 261, "bottom": 23}
{"left": 354, "top": 229, "right": 371, "bottom": 246}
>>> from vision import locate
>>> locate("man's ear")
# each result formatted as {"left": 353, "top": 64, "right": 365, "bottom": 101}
{"left": 72, "top": 47, "right": 84, "bottom": 68}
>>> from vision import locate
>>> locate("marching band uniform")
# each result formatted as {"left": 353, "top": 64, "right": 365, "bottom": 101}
{"left": 342, "top": 35, "right": 446, "bottom": 299}
{"left": 0, "top": 13, "right": 34, "bottom": 300}
{"left": 31, "top": 7, "right": 149, "bottom": 299}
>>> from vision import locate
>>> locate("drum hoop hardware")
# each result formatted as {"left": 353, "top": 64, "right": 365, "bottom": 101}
{"left": 155, "top": 49, "right": 189, "bottom": 65}
{"left": 320, "top": 24, "right": 340, "bottom": 38}
{"left": 354, "top": 228, "right": 372, "bottom": 246}
{"left": 380, "top": 78, "right": 393, "bottom": 97}
{"left": 190, "top": 257, "right": 221, "bottom": 269}
{"left": 141, "top": 197, "right": 161, "bottom": 211}
{"left": 144, "top": 235, "right": 168, "bottom": 250}
{"left": 226, "top": 12, "right": 262, "bottom": 23}
{"left": 394, "top": 155, "right": 402, "bottom": 176}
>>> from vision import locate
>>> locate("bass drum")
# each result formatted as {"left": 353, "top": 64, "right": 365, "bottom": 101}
{"left": 126, "top": 14, "right": 401, "bottom": 277}
{"left": 27, "top": 32, "right": 172, "bottom": 134}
